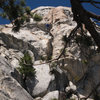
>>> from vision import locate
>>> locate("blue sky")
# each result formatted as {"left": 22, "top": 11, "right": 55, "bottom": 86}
{"left": 26, "top": 0, "right": 71, "bottom": 9}
{"left": 0, "top": 0, "right": 100, "bottom": 24}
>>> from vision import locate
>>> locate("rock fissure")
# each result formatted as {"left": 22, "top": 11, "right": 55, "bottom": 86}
{"left": 0, "top": 6, "right": 100, "bottom": 100}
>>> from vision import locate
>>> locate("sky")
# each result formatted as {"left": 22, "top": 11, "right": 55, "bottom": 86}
{"left": 0, "top": 0, "right": 100, "bottom": 24}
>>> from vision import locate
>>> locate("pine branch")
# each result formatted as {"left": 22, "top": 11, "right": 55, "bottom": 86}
{"left": 80, "top": 0, "right": 100, "bottom": 4}
{"left": 86, "top": 11, "right": 100, "bottom": 21}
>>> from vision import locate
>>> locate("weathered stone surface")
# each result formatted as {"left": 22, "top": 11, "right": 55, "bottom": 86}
{"left": 0, "top": 32, "right": 39, "bottom": 60}
{"left": 48, "top": 7, "right": 76, "bottom": 59}
{"left": 35, "top": 97, "right": 42, "bottom": 100}
{"left": 66, "top": 81, "right": 76, "bottom": 92}
{"left": 0, "top": 90, "right": 12, "bottom": 100}
{"left": 77, "top": 54, "right": 100, "bottom": 97}
{"left": 0, "top": 56, "right": 34, "bottom": 100}
{"left": 42, "top": 91, "right": 59, "bottom": 100}
{"left": 0, "top": 76, "right": 34, "bottom": 100}
{"left": 91, "top": 53, "right": 100, "bottom": 66}
{"left": 1, "top": 18, "right": 52, "bottom": 58}
{"left": 62, "top": 56, "right": 87, "bottom": 83}
{"left": 0, "top": 56, "right": 12, "bottom": 75}
{"left": 27, "top": 63, "right": 53, "bottom": 97}
{"left": 26, "top": 61, "right": 68, "bottom": 98}
{"left": 48, "top": 66, "right": 69, "bottom": 92}
{"left": 31, "top": 6, "right": 54, "bottom": 17}
{"left": 44, "top": 6, "right": 74, "bottom": 25}
{"left": 0, "top": 6, "right": 100, "bottom": 100}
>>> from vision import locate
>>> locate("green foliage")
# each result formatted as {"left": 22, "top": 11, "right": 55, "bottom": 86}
{"left": 0, "top": 12, "right": 7, "bottom": 18}
{"left": 18, "top": 52, "right": 36, "bottom": 77}
{"left": 20, "top": 0, "right": 26, "bottom": 6}
{"left": 47, "top": 55, "right": 52, "bottom": 61}
{"left": 40, "top": 55, "right": 52, "bottom": 61}
{"left": 82, "top": 59, "right": 88, "bottom": 65}
{"left": 75, "top": 35, "right": 93, "bottom": 46}
{"left": 50, "top": 62, "right": 57, "bottom": 68}
{"left": 25, "top": 6, "right": 31, "bottom": 15}
{"left": 33, "top": 14, "right": 43, "bottom": 22}
{"left": 0, "top": 0, "right": 31, "bottom": 31}
{"left": 40, "top": 55, "right": 47, "bottom": 61}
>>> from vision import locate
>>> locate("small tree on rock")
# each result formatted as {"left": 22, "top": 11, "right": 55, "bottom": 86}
{"left": 33, "top": 14, "right": 43, "bottom": 22}
{"left": 18, "top": 51, "right": 36, "bottom": 90}
{"left": 0, "top": 0, "right": 31, "bottom": 32}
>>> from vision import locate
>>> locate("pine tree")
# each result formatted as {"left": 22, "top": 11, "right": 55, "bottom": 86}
{"left": 17, "top": 51, "right": 36, "bottom": 90}
{"left": 0, "top": 0, "right": 31, "bottom": 31}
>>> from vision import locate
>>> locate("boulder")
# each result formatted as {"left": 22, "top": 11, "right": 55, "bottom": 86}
{"left": 26, "top": 62, "right": 54, "bottom": 97}
{"left": 0, "top": 56, "right": 34, "bottom": 100}
{"left": 0, "top": 32, "right": 39, "bottom": 60}
{"left": 0, "top": 76, "right": 34, "bottom": 100}
{"left": 1, "top": 18, "right": 53, "bottom": 58}
{"left": 26, "top": 61, "right": 69, "bottom": 98}
{"left": 42, "top": 91, "right": 59, "bottom": 100}
{"left": 48, "top": 66, "right": 69, "bottom": 92}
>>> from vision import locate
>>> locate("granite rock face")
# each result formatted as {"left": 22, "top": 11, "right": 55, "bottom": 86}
{"left": 42, "top": 91, "right": 59, "bottom": 100}
{"left": 25, "top": 61, "right": 68, "bottom": 98}
{"left": 0, "top": 6, "right": 100, "bottom": 100}
{"left": 26, "top": 63, "right": 53, "bottom": 97}
{"left": 0, "top": 56, "right": 34, "bottom": 100}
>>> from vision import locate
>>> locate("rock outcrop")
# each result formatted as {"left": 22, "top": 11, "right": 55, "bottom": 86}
{"left": 0, "top": 6, "right": 100, "bottom": 100}
{"left": 0, "top": 56, "right": 34, "bottom": 100}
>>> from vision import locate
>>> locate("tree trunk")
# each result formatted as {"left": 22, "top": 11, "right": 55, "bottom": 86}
{"left": 70, "top": 0, "right": 100, "bottom": 50}
{"left": 23, "top": 75, "right": 27, "bottom": 91}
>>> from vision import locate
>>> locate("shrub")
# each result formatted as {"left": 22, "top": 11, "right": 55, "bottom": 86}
{"left": 40, "top": 55, "right": 46, "bottom": 61}
{"left": 82, "top": 59, "right": 88, "bottom": 65}
{"left": 18, "top": 52, "right": 36, "bottom": 78}
{"left": 50, "top": 62, "right": 57, "bottom": 68}
{"left": 40, "top": 55, "right": 52, "bottom": 61}
{"left": 17, "top": 51, "right": 36, "bottom": 90}
{"left": 33, "top": 14, "right": 43, "bottom": 22}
